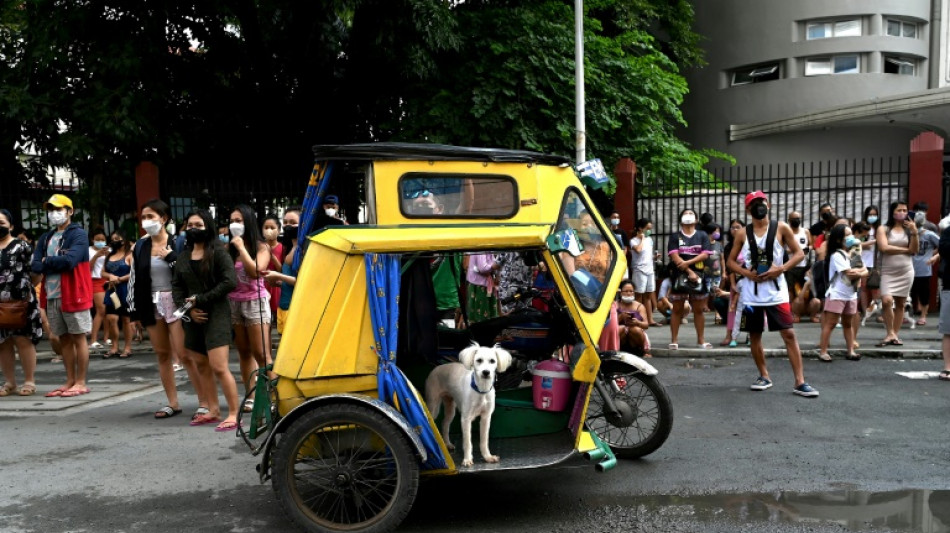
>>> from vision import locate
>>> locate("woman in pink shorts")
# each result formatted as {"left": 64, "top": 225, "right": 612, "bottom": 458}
{"left": 818, "top": 224, "right": 868, "bottom": 362}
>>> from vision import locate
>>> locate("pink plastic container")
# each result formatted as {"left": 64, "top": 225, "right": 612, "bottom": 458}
{"left": 532, "top": 359, "right": 572, "bottom": 412}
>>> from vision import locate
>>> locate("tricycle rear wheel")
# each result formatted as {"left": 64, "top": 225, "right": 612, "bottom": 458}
{"left": 272, "top": 403, "right": 420, "bottom": 533}
{"left": 586, "top": 360, "right": 673, "bottom": 459}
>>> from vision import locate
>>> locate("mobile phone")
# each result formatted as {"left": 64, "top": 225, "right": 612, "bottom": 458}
{"left": 907, "top": 211, "right": 917, "bottom": 221}
{"left": 756, "top": 264, "right": 769, "bottom": 274}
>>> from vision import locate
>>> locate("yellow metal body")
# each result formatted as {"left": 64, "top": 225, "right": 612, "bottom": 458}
{"left": 273, "top": 157, "right": 626, "bottom": 459}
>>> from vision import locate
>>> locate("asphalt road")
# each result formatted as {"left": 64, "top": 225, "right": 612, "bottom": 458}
{"left": 0, "top": 339, "right": 948, "bottom": 533}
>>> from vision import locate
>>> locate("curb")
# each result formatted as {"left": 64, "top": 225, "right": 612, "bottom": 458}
{"left": 650, "top": 348, "right": 942, "bottom": 359}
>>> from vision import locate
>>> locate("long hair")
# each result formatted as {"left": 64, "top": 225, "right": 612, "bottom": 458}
{"left": 825, "top": 223, "right": 849, "bottom": 282}
{"left": 109, "top": 230, "right": 131, "bottom": 255}
{"left": 229, "top": 204, "right": 264, "bottom": 263}
{"left": 864, "top": 204, "right": 881, "bottom": 228}
{"left": 885, "top": 201, "right": 908, "bottom": 229}
{"left": 185, "top": 208, "right": 220, "bottom": 277}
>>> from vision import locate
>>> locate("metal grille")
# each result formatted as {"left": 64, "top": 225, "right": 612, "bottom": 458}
{"left": 635, "top": 158, "right": 909, "bottom": 264}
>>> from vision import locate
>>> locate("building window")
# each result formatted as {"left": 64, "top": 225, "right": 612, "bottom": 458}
{"left": 884, "top": 56, "right": 917, "bottom": 75}
{"left": 731, "top": 63, "right": 780, "bottom": 86}
{"left": 805, "top": 55, "right": 860, "bottom": 76}
{"left": 886, "top": 19, "right": 917, "bottom": 38}
{"left": 806, "top": 19, "right": 861, "bottom": 40}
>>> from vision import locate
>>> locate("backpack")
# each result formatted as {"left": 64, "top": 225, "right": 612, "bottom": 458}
{"left": 746, "top": 221, "right": 780, "bottom": 295}
{"left": 810, "top": 257, "right": 829, "bottom": 300}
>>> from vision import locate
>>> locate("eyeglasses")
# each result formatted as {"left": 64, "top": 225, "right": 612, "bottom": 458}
{"left": 407, "top": 189, "right": 431, "bottom": 199}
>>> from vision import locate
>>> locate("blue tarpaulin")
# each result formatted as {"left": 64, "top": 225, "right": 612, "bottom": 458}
{"left": 366, "top": 253, "right": 448, "bottom": 470}
{"left": 293, "top": 162, "right": 333, "bottom": 272}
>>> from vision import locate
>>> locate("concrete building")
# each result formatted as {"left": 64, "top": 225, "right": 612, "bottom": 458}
{"left": 681, "top": 0, "right": 950, "bottom": 171}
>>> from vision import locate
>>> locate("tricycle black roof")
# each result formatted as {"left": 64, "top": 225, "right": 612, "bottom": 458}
{"left": 312, "top": 142, "right": 573, "bottom": 166}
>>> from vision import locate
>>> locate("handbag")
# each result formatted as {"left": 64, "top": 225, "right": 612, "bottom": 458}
{"left": 0, "top": 300, "right": 29, "bottom": 330}
{"left": 866, "top": 269, "right": 881, "bottom": 289}
{"left": 673, "top": 271, "right": 705, "bottom": 295}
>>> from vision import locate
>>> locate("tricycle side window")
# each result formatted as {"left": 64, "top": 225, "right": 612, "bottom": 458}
{"left": 399, "top": 173, "right": 518, "bottom": 218}
{"left": 549, "top": 190, "right": 615, "bottom": 311}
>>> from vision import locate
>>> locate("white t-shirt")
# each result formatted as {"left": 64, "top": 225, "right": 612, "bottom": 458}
{"left": 89, "top": 246, "right": 106, "bottom": 279}
{"left": 738, "top": 228, "right": 789, "bottom": 305}
{"left": 827, "top": 249, "right": 858, "bottom": 301}
{"left": 787, "top": 228, "right": 810, "bottom": 268}
{"left": 629, "top": 236, "right": 654, "bottom": 274}
{"left": 658, "top": 277, "right": 672, "bottom": 300}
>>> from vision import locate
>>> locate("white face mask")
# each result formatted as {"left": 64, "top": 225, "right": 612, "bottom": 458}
{"left": 610, "top": 218, "right": 620, "bottom": 226}
{"left": 166, "top": 222, "right": 176, "bottom": 235}
{"left": 263, "top": 228, "right": 278, "bottom": 240}
{"left": 621, "top": 296, "right": 636, "bottom": 303}
{"left": 229, "top": 222, "right": 245, "bottom": 238}
{"left": 325, "top": 208, "right": 338, "bottom": 217}
{"left": 681, "top": 214, "right": 696, "bottom": 225}
{"left": 48, "top": 209, "right": 68, "bottom": 227}
{"left": 142, "top": 219, "right": 163, "bottom": 236}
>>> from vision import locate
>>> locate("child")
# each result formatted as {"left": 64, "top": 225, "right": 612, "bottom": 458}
{"left": 818, "top": 224, "right": 868, "bottom": 362}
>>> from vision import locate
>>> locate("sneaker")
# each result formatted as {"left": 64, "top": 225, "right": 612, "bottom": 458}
{"left": 750, "top": 376, "right": 773, "bottom": 391}
{"left": 793, "top": 383, "right": 819, "bottom": 398}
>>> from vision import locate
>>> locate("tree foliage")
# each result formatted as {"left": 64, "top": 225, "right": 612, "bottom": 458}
{"left": 1, "top": 0, "right": 722, "bottom": 223}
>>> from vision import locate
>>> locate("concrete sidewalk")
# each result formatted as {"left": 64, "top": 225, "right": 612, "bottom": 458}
{"left": 642, "top": 310, "right": 943, "bottom": 360}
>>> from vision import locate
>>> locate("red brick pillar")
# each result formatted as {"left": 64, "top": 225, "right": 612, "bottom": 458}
{"left": 134, "top": 161, "right": 160, "bottom": 235}
{"left": 909, "top": 132, "right": 944, "bottom": 223}
{"left": 614, "top": 158, "right": 637, "bottom": 236}
{"left": 908, "top": 132, "right": 945, "bottom": 308}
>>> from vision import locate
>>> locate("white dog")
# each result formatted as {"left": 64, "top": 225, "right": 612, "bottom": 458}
{"left": 425, "top": 342, "right": 512, "bottom": 467}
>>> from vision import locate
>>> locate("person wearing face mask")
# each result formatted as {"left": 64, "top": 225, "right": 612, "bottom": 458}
{"left": 910, "top": 210, "right": 939, "bottom": 326}
{"left": 31, "top": 194, "right": 94, "bottom": 398}
{"left": 616, "top": 280, "right": 651, "bottom": 357}
{"left": 228, "top": 204, "right": 274, "bottom": 414}
{"left": 666, "top": 208, "right": 711, "bottom": 349}
{"left": 313, "top": 194, "right": 348, "bottom": 231}
{"left": 704, "top": 223, "right": 729, "bottom": 325}
{"left": 0, "top": 208, "right": 42, "bottom": 398}
{"left": 101, "top": 231, "right": 133, "bottom": 359}
{"left": 726, "top": 191, "right": 818, "bottom": 397}
{"left": 874, "top": 201, "right": 918, "bottom": 346}
{"left": 264, "top": 207, "right": 302, "bottom": 335}
{"left": 817, "top": 224, "right": 867, "bottom": 361}
{"left": 629, "top": 218, "right": 660, "bottom": 326}
{"left": 261, "top": 214, "right": 283, "bottom": 321}
{"left": 128, "top": 198, "right": 206, "bottom": 420}
{"left": 784, "top": 211, "right": 812, "bottom": 315}
{"left": 88, "top": 228, "right": 110, "bottom": 350}
{"left": 608, "top": 212, "right": 629, "bottom": 258}
{"left": 809, "top": 203, "right": 835, "bottom": 239}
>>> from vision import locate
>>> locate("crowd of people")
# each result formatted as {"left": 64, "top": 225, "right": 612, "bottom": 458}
{"left": 0, "top": 192, "right": 348, "bottom": 432}
{"left": 1, "top": 190, "right": 948, "bottom": 419}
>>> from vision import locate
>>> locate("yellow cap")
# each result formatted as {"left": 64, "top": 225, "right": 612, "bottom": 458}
{"left": 44, "top": 194, "right": 73, "bottom": 210}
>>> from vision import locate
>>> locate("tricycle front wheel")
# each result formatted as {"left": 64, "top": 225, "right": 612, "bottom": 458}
{"left": 586, "top": 360, "right": 674, "bottom": 459}
{"left": 272, "top": 403, "right": 420, "bottom": 533}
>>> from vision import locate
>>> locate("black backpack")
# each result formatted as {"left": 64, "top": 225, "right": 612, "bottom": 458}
{"left": 746, "top": 221, "right": 780, "bottom": 295}
{"left": 810, "top": 257, "right": 829, "bottom": 300}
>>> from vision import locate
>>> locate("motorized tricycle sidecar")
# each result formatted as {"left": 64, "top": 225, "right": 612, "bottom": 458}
{"left": 243, "top": 144, "right": 673, "bottom": 533}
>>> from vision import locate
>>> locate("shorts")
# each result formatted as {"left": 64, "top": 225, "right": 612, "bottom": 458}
{"left": 632, "top": 270, "right": 655, "bottom": 293}
{"left": 92, "top": 278, "right": 107, "bottom": 294}
{"left": 669, "top": 291, "right": 708, "bottom": 302}
{"left": 940, "top": 291, "right": 950, "bottom": 335}
{"left": 152, "top": 291, "right": 179, "bottom": 324}
{"left": 911, "top": 276, "right": 932, "bottom": 307}
{"left": 823, "top": 298, "right": 858, "bottom": 315}
{"left": 46, "top": 298, "right": 92, "bottom": 337}
{"left": 276, "top": 308, "right": 289, "bottom": 335}
{"left": 784, "top": 266, "right": 808, "bottom": 294}
{"left": 230, "top": 296, "right": 272, "bottom": 326}
{"left": 740, "top": 302, "right": 794, "bottom": 333}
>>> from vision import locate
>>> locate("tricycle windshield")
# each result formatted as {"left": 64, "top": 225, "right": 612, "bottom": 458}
{"left": 552, "top": 189, "right": 616, "bottom": 311}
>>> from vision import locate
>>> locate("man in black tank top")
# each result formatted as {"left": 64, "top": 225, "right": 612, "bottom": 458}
{"left": 726, "top": 191, "right": 819, "bottom": 398}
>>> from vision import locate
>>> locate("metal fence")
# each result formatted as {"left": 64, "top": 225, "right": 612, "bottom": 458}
{"left": 636, "top": 157, "right": 909, "bottom": 262}
{"left": 161, "top": 174, "right": 307, "bottom": 227}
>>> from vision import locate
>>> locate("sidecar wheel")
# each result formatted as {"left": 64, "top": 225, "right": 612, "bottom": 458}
{"left": 586, "top": 360, "right": 673, "bottom": 459}
{"left": 272, "top": 403, "right": 419, "bottom": 533}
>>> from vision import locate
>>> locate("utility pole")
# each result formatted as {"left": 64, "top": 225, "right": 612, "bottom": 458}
{"left": 575, "top": 0, "right": 585, "bottom": 163}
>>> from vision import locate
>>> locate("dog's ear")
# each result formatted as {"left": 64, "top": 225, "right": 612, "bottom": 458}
{"left": 459, "top": 342, "right": 479, "bottom": 369}
{"left": 493, "top": 343, "right": 513, "bottom": 373}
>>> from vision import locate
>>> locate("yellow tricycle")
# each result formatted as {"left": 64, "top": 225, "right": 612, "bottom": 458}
{"left": 240, "top": 143, "right": 673, "bottom": 533}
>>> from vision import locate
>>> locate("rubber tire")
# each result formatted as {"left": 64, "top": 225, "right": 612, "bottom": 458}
{"left": 272, "top": 403, "right": 420, "bottom": 533}
{"left": 587, "top": 360, "right": 674, "bottom": 459}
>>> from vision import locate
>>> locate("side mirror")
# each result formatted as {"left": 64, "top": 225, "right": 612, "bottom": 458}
{"left": 547, "top": 229, "right": 584, "bottom": 257}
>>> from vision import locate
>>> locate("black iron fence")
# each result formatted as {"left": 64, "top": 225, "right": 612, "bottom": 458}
{"left": 161, "top": 174, "right": 307, "bottom": 227}
{"left": 636, "top": 157, "right": 909, "bottom": 263}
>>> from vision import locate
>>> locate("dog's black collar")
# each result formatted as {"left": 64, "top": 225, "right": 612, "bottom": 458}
{"left": 470, "top": 374, "right": 493, "bottom": 394}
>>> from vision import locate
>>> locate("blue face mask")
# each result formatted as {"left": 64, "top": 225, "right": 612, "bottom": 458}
{"left": 218, "top": 234, "right": 229, "bottom": 244}
{"left": 867, "top": 215, "right": 878, "bottom": 224}
{"left": 844, "top": 235, "right": 860, "bottom": 248}
{"left": 93, "top": 241, "right": 107, "bottom": 249}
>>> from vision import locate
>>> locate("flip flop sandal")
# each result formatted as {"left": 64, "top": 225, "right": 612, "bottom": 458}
{"left": 102, "top": 352, "right": 119, "bottom": 359}
{"left": 118, "top": 351, "right": 132, "bottom": 359}
{"left": 0, "top": 383, "right": 16, "bottom": 397}
{"left": 60, "top": 389, "right": 83, "bottom": 397}
{"left": 192, "top": 407, "right": 210, "bottom": 421}
{"left": 155, "top": 406, "right": 183, "bottom": 419}
{"left": 18, "top": 382, "right": 36, "bottom": 396}
{"left": 699, "top": 342, "right": 713, "bottom": 349}
{"left": 190, "top": 414, "right": 220, "bottom": 427}
{"left": 45, "top": 386, "right": 68, "bottom": 398}
{"left": 668, "top": 343, "right": 679, "bottom": 350}
{"left": 242, "top": 399, "right": 255, "bottom": 413}
{"left": 214, "top": 420, "right": 241, "bottom": 432}
{"left": 846, "top": 354, "right": 862, "bottom": 361}
{"left": 818, "top": 353, "right": 833, "bottom": 362}
{"left": 938, "top": 370, "right": 950, "bottom": 381}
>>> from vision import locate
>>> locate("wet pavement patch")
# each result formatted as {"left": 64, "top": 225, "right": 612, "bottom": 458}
{"left": 683, "top": 359, "right": 737, "bottom": 370}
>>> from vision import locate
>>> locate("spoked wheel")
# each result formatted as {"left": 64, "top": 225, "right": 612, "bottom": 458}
{"left": 272, "top": 403, "right": 420, "bottom": 533}
{"left": 586, "top": 360, "right": 673, "bottom": 459}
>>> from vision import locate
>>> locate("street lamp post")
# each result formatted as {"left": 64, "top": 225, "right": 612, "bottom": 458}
{"left": 575, "top": 0, "right": 585, "bottom": 164}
